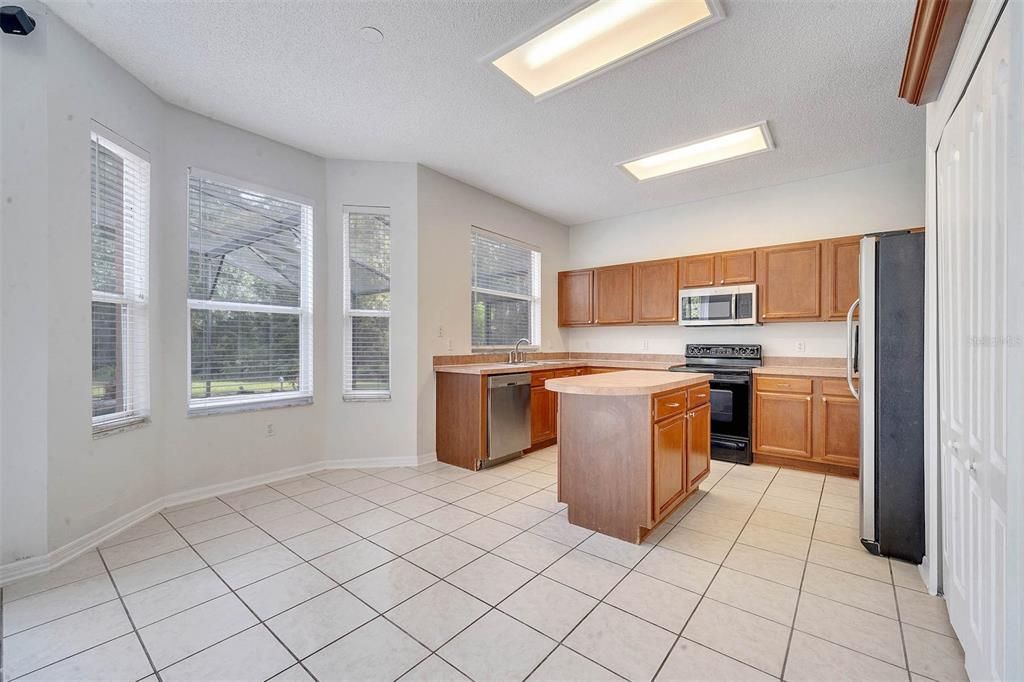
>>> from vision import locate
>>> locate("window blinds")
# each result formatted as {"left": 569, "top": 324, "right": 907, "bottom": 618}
{"left": 344, "top": 208, "right": 391, "bottom": 398}
{"left": 471, "top": 229, "right": 541, "bottom": 348}
{"left": 187, "top": 171, "right": 313, "bottom": 411}
{"left": 91, "top": 133, "right": 151, "bottom": 430}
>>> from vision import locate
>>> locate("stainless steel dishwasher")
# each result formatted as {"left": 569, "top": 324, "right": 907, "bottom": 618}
{"left": 486, "top": 373, "right": 532, "bottom": 467}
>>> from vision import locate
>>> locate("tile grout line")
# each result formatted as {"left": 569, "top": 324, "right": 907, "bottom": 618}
{"left": 97, "top": 551, "right": 165, "bottom": 682}
{"left": 156, "top": 511, "right": 320, "bottom": 682}
{"left": 778, "top": 471, "right": 825, "bottom": 681}
{"left": 650, "top": 463, "right": 787, "bottom": 681}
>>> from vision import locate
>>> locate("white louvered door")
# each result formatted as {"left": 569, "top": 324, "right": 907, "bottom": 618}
{"left": 936, "top": 4, "right": 1020, "bottom": 680}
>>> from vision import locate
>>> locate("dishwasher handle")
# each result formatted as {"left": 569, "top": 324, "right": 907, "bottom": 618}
{"left": 488, "top": 373, "right": 532, "bottom": 388}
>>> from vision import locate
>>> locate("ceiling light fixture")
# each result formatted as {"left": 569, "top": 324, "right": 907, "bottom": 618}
{"left": 491, "top": 0, "right": 721, "bottom": 98}
{"left": 618, "top": 122, "right": 775, "bottom": 182}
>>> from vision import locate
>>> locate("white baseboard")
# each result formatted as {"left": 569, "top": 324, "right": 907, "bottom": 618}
{"left": 0, "top": 455, "right": 431, "bottom": 586}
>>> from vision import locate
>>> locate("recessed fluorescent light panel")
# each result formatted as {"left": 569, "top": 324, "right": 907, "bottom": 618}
{"left": 619, "top": 122, "right": 775, "bottom": 181}
{"left": 492, "top": 0, "right": 722, "bottom": 98}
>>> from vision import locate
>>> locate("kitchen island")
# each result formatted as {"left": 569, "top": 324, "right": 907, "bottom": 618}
{"left": 545, "top": 370, "right": 713, "bottom": 543}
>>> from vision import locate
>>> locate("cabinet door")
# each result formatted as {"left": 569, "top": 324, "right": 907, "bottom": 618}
{"left": 634, "top": 259, "right": 679, "bottom": 323}
{"left": 594, "top": 264, "right": 634, "bottom": 324}
{"left": 759, "top": 242, "right": 822, "bottom": 321}
{"left": 817, "top": 381, "right": 860, "bottom": 468}
{"left": 530, "top": 387, "right": 555, "bottom": 444}
{"left": 653, "top": 413, "right": 686, "bottom": 518}
{"left": 754, "top": 391, "right": 813, "bottom": 459}
{"left": 680, "top": 254, "right": 716, "bottom": 288}
{"left": 558, "top": 270, "right": 594, "bottom": 326}
{"left": 686, "top": 402, "right": 711, "bottom": 489}
{"left": 823, "top": 237, "right": 861, "bottom": 321}
{"left": 716, "top": 249, "right": 757, "bottom": 285}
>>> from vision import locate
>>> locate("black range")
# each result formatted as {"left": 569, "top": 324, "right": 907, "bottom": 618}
{"left": 668, "top": 344, "right": 762, "bottom": 465}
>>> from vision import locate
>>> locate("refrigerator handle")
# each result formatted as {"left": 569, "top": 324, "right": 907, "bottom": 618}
{"left": 846, "top": 298, "right": 860, "bottom": 399}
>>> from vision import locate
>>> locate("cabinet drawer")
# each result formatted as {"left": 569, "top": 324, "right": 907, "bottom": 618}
{"left": 554, "top": 368, "right": 577, "bottom": 379}
{"left": 531, "top": 370, "right": 556, "bottom": 387}
{"left": 686, "top": 384, "right": 710, "bottom": 408}
{"left": 821, "top": 378, "right": 858, "bottom": 397}
{"left": 756, "top": 376, "right": 813, "bottom": 394}
{"left": 653, "top": 389, "right": 686, "bottom": 421}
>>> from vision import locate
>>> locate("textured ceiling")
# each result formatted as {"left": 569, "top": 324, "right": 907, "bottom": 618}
{"left": 46, "top": 0, "right": 925, "bottom": 226}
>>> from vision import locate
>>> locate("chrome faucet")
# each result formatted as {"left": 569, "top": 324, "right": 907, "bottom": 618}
{"left": 513, "top": 338, "right": 531, "bottom": 363}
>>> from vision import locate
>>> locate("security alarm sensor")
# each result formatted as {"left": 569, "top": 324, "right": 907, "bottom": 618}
{"left": 1, "top": 6, "right": 35, "bottom": 35}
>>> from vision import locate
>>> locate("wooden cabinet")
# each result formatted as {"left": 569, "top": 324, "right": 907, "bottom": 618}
{"left": 754, "top": 386, "right": 814, "bottom": 459}
{"left": 651, "top": 381, "right": 711, "bottom": 523}
{"left": 717, "top": 249, "right": 757, "bottom": 285}
{"left": 594, "top": 264, "right": 634, "bottom": 324}
{"left": 686, "top": 401, "right": 712, "bottom": 489}
{"left": 530, "top": 386, "right": 555, "bottom": 444}
{"left": 818, "top": 379, "right": 860, "bottom": 467}
{"left": 558, "top": 270, "right": 594, "bottom": 326}
{"left": 753, "top": 374, "right": 859, "bottom": 474}
{"left": 653, "top": 413, "right": 686, "bottom": 517}
{"left": 823, "top": 236, "right": 861, "bottom": 321}
{"left": 679, "top": 254, "right": 716, "bottom": 288}
{"left": 759, "top": 242, "right": 822, "bottom": 321}
{"left": 680, "top": 250, "right": 756, "bottom": 288}
{"left": 634, "top": 259, "right": 678, "bottom": 323}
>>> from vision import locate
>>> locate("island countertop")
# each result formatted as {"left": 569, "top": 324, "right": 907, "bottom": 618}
{"left": 545, "top": 370, "right": 713, "bottom": 396}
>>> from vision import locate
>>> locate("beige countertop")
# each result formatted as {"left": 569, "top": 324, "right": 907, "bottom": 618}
{"left": 545, "top": 370, "right": 713, "bottom": 396}
{"left": 753, "top": 366, "right": 850, "bottom": 378}
{"left": 433, "top": 359, "right": 677, "bottom": 375}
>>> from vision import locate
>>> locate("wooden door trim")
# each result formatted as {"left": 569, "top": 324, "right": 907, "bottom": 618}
{"left": 899, "top": 0, "right": 973, "bottom": 106}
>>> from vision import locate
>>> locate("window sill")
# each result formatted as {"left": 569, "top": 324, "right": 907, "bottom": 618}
{"left": 343, "top": 394, "right": 392, "bottom": 403}
{"left": 471, "top": 346, "right": 540, "bottom": 353}
{"left": 188, "top": 394, "right": 313, "bottom": 418}
{"left": 93, "top": 416, "right": 150, "bottom": 439}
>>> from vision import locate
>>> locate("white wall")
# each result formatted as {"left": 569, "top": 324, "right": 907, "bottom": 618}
{"left": 156, "top": 105, "right": 328, "bottom": 500}
{"left": 416, "top": 166, "right": 571, "bottom": 455}
{"left": 565, "top": 158, "right": 926, "bottom": 358}
{"left": 323, "top": 160, "right": 420, "bottom": 465}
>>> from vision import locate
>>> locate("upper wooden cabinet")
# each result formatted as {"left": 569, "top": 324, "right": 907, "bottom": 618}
{"left": 759, "top": 242, "right": 822, "bottom": 321}
{"left": 634, "top": 259, "right": 678, "bottom": 323}
{"left": 558, "top": 270, "right": 594, "bottom": 326}
{"left": 679, "top": 249, "right": 756, "bottom": 288}
{"left": 823, "top": 236, "right": 861, "bottom": 321}
{"left": 679, "top": 254, "right": 716, "bottom": 288}
{"left": 718, "top": 249, "right": 757, "bottom": 285}
{"left": 594, "top": 264, "right": 634, "bottom": 324}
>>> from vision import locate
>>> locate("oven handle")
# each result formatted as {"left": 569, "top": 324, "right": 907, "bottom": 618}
{"left": 709, "top": 376, "right": 750, "bottom": 385}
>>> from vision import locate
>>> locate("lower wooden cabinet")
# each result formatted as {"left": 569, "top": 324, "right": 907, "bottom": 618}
{"left": 651, "top": 384, "right": 711, "bottom": 523}
{"left": 753, "top": 374, "right": 859, "bottom": 473}
{"left": 653, "top": 413, "right": 686, "bottom": 516}
{"left": 686, "top": 402, "right": 712, "bottom": 488}
{"left": 530, "top": 386, "right": 555, "bottom": 444}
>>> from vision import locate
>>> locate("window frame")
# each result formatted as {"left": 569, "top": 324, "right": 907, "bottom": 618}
{"left": 470, "top": 227, "right": 542, "bottom": 351}
{"left": 185, "top": 168, "right": 314, "bottom": 416}
{"left": 343, "top": 205, "right": 392, "bottom": 401}
{"left": 90, "top": 128, "right": 151, "bottom": 435}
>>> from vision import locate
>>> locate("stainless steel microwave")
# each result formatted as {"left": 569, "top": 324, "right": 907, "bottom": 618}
{"left": 679, "top": 284, "right": 759, "bottom": 326}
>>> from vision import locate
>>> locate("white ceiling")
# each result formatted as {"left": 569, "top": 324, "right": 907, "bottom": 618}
{"left": 47, "top": 0, "right": 925, "bottom": 226}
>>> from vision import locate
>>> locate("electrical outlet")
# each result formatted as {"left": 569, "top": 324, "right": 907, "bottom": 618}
{"left": 446, "top": 338, "right": 453, "bottom": 352}
{"left": 265, "top": 423, "right": 275, "bottom": 437}
{"left": 438, "top": 325, "right": 445, "bottom": 338}
{"left": 795, "top": 341, "right": 806, "bottom": 354}
{"left": 640, "top": 340, "right": 649, "bottom": 351}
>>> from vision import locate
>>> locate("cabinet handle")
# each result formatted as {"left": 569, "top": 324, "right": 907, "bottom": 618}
{"left": 665, "top": 402, "right": 681, "bottom": 408}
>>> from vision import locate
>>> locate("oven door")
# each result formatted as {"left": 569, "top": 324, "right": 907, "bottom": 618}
{"left": 708, "top": 375, "right": 750, "bottom": 440}
{"left": 679, "top": 285, "right": 758, "bottom": 326}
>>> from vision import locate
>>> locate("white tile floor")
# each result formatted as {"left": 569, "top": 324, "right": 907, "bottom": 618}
{"left": 0, "top": 450, "right": 969, "bottom": 682}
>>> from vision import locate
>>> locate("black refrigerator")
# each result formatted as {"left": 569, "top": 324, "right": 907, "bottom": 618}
{"left": 847, "top": 231, "right": 925, "bottom": 563}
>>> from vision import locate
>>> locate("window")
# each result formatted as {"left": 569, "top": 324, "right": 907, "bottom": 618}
{"left": 343, "top": 207, "right": 391, "bottom": 399}
{"left": 471, "top": 229, "right": 541, "bottom": 348}
{"left": 91, "top": 132, "right": 150, "bottom": 432}
{"left": 187, "top": 171, "right": 313, "bottom": 413}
